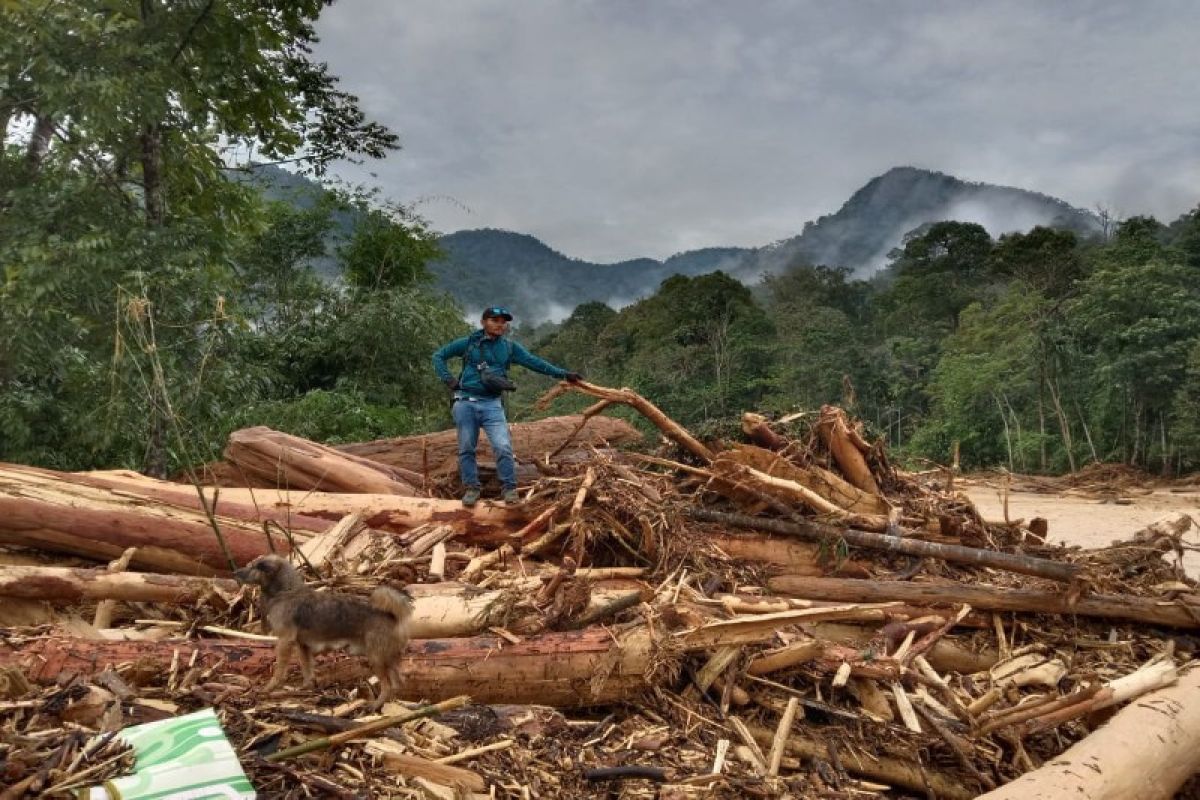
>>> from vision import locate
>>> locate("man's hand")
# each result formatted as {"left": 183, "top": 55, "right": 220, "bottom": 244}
{"left": 443, "top": 377, "right": 460, "bottom": 390}
{"left": 565, "top": 372, "right": 583, "bottom": 383}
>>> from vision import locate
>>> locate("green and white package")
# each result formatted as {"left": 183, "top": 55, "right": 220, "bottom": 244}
{"left": 82, "top": 707, "right": 255, "bottom": 799}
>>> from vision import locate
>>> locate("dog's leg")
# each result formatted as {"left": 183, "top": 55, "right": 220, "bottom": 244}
{"left": 265, "top": 639, "right": 295, "bottom": 692}
{"left": 298, "top": 644, "right": 316, "bottom": 689}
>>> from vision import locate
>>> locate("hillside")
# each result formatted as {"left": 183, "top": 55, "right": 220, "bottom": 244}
{"left": 242, "top": 165, "right": 1103, "bottom": 322}
{"left": 435, "top": 168, "right": 1102, "bottom": 320}
{"left": 730, "top": 166, "right": 1102, "bottom": 280}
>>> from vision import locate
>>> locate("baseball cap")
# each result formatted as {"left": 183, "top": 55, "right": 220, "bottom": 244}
{"left": 482, "top": 306, "right": 513, "bottom": 321}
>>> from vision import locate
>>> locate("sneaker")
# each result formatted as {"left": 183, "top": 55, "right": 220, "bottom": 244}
{"left": 502, "top": 488, "right": 521, "bottom": 505}
{"left": 461, "top": 488, "right": 481, "bottom": 507}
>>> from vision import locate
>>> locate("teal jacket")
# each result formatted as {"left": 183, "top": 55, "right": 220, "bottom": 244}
{"left": 433, "top": 330, "right": 568, "bottom": 398}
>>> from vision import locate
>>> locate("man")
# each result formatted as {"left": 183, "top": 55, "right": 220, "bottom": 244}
{"left": 432, "top": 305, "right": 582, "bottom": 506}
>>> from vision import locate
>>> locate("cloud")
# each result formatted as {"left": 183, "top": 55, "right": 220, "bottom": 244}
{"left": 313, "top": 1, "right": 1200, "bottom": 262}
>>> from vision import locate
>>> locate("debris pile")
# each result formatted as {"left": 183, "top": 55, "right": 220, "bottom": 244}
{"left": 2, "top": 383, "right": 1199, "bottom": 798}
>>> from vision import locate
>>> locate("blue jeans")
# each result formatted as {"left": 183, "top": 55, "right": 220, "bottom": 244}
{"left": 452, "top": 397, "right": 516, "bottom": 490}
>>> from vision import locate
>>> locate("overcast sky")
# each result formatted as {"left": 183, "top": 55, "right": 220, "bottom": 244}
{"left": 312, "top": 1, "right": 1200, "bottom": 263}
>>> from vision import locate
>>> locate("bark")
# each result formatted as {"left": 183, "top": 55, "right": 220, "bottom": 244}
{"left": 769, "top": 576, "right": 1200, "bottom": 630}
{"left": 0, "top": 463, "right": 298, "bottom": 575}
{"left": 707, "top": 532, "right": 830, "bottom": 575}
{"left": 816, "top": 405, "right": 880, "bottom": 494}
{"left": 976, "top": 666, "right": 1200, "bottom": 800}
{"left": 5, "top": 462, "right": 520, "bottom": 548}
{"left": 804, "top": 621, "right": 998, "bottom": 674}
{"left": 0, "top": 567, "right": 639, "bottom": 640}
{"left": 336, "top": 414, "right": 643, "bottom": 476}
{"left": 224, "top": 426, "right": 421, "bottom": 494}
{"left": 689, "top": 508, "right": 1081, "bottom": 583}
{"left": 1, "top": 628, "right": 656, "bottom": 707}
{"left": 716, "top": 445, "right": 889, "bottom": 516}
{"left": 0, "top": 565, "right": 237, "bottom": 604}
{"left": 740, "top": 413, "right": 787, "bottom": 451}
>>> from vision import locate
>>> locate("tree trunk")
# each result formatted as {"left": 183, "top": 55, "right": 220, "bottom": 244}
{"left": 0, "top": 463, "right": 297, "bottom": 575}
{"left": 689, "top": 508, "right": 1081, "bottom": 583}
{"left": 224, "top": 426, "right": 420, "bottom": 494}
{"left": 0, "top": 463, "right": 520, "bottom": 573}
{"left": 335, "top": 415, "right": 642, "bottom": 477}
{"left": 768, "top": 576, "right": 1200, "bottom": 630}
{"left": 816, "top": 405, "right": 880, "bottom": 494}
{"left": 717, "top": 445, "right": 889, "bottom": 516}
{"left": 994, "top": 393, "right": 1014, "bottom": 472}
{"left": 976, "top": 666, "right": 1200, "bottom": 800}
{"left": 0, "top": 628, "right": 658, "bottom": 708}
{"left": 0, "top": 567, "right": 641, "bottom": 639}
{"left": 1045, "top": 374, "right": 1077, "bottom": 473}
{"left": 0, "top": 565, "right": 236, "bottom": 603}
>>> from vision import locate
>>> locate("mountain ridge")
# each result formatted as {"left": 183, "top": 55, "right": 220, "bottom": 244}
{"left": 436, "top": 167, "right": 1101, "bottom": 319}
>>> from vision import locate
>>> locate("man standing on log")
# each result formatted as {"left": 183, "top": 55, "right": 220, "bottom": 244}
{"left": 433, "top": 305, "right": 582, "bottom": 506}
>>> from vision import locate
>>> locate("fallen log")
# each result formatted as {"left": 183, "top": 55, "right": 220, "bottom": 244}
{"left": 976, "top": 665, "right": 1200, "bottom": 800}
{"left": 0, "top": 566, "right": 642, "bottom": 639}
{"left": 707, "top": 532, "right": 833, "bottom": 575}
{"left": 689, "top": 507, "right": 1081, "bottom": 583}
{"left": 224, "top": 426, "right": 421, "bottom": 494}
{"left": 338, "top": 414, "right": 643, "bottom": 475}
{"left": 0, "top": 628, "right": 656, "bottom": 707}
{"left": 1, "top": 608, "right": 847, "bottom": 704}
{"left": 0, "top": 565, "right": 238, "bottom": 604}
{"left": 0, "top": 463, "right": 297, "bottom": 575}
{"left": 0, "top": 464, "right": 521, "bottom": 572}
{"left": 718, "top": 445, "right": 889, "bottom": 516}
{"left": 769, "top": 576, "right": 1200, "bottom": 630}
{"left": 710, "top": 459, "right": 891, "bottom": 530}
{"left": 741, "top": 413, "right": 787, "bottom": 451}
{"left": 81, "top": 469, "right": 520, "bottom": 542}
{"left": 816, "top": 405, "right": 880, "bottom": 495}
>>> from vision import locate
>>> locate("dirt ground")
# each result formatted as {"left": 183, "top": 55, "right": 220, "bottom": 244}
{"left": 963, "top": 476, "right": 1200, "bottom": 577}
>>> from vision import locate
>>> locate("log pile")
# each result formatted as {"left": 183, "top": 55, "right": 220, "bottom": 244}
{"left": 1, "top": 387, "right": 1199, "bottom": 798}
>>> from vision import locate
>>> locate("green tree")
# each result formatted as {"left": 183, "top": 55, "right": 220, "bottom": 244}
{"left": 1, "top": 0, "right": 397, "bottom": 473}
{"left": 875, "top": 221, "right": 995, "bottom": 333}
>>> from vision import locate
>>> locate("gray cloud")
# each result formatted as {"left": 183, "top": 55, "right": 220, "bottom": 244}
{"left": 313, "top": 1, "right": 1200, "bottom": 262}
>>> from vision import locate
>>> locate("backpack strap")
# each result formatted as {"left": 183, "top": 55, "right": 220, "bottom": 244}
{"left": 459, "top": 332, "right": 511, "bottom": 381}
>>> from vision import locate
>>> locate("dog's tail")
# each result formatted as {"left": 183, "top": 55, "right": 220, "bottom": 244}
{"left": 371, "top": 586, "right": 414, "bottom": 626}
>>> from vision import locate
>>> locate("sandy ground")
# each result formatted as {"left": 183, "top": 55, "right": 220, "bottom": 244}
{"left": 963, "top": 478, "right": 1200, "bottom": 577}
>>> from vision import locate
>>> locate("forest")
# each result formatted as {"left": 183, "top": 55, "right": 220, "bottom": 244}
{"left": 4, "top": 1, "right": 1200, "bottom": 478}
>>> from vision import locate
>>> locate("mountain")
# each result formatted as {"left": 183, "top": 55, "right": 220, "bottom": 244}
{"left": 733, "top": 166, "right": 1102, "bottom": 278}
{"left": 240, "top": 164, "right": 1103, "bottom": 322}
{"left": 432, "top": 230, "right": 751, "bottom": 322}
{"left": 434, "top": 168, "right": 1102, "bottom": 321}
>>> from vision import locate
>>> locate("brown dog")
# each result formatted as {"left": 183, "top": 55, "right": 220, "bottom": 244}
{"left": 233, "top": 554, "right": 413, "bottom": 708}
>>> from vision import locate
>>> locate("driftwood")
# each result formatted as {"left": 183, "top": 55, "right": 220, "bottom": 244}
{"left": 977, "top": 666, "right": 1200, "bottom": 800}
{"left": 224, "top": 426, "right": 421, "bottom": 494}
{"left": 1, "top": 628, "right": 656, "bottom": 707}
{"left": 769, "top": 576, "right": 1200, "bottom": 629}
{"left": 538, "top": 381, "right": 714, "bottom": 463}
{"left": 816, "top": 405, "right": 880, "bottom": 494}
{"left": 0, "top": 464, "right": 523, "bottom": 573}
{"left": 717, "top": 445, "right": 889, "bottom": 516}
{"left": 0, "top": 463, "right": 298, "bottom": 575}
{"left": 338, "top": 414, "right": 643, "bottom": 475}
{"left": 0, "top": 566, "right": 641, "bottom": 639}
{"left": 690, "top": 507, "right": 1081, "bottom": 583}
{"left": 0, "top": 565, "right": 238, "bottom": 604}
{"left": 741, "top": 412, "right": 787, "bottom": 451}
